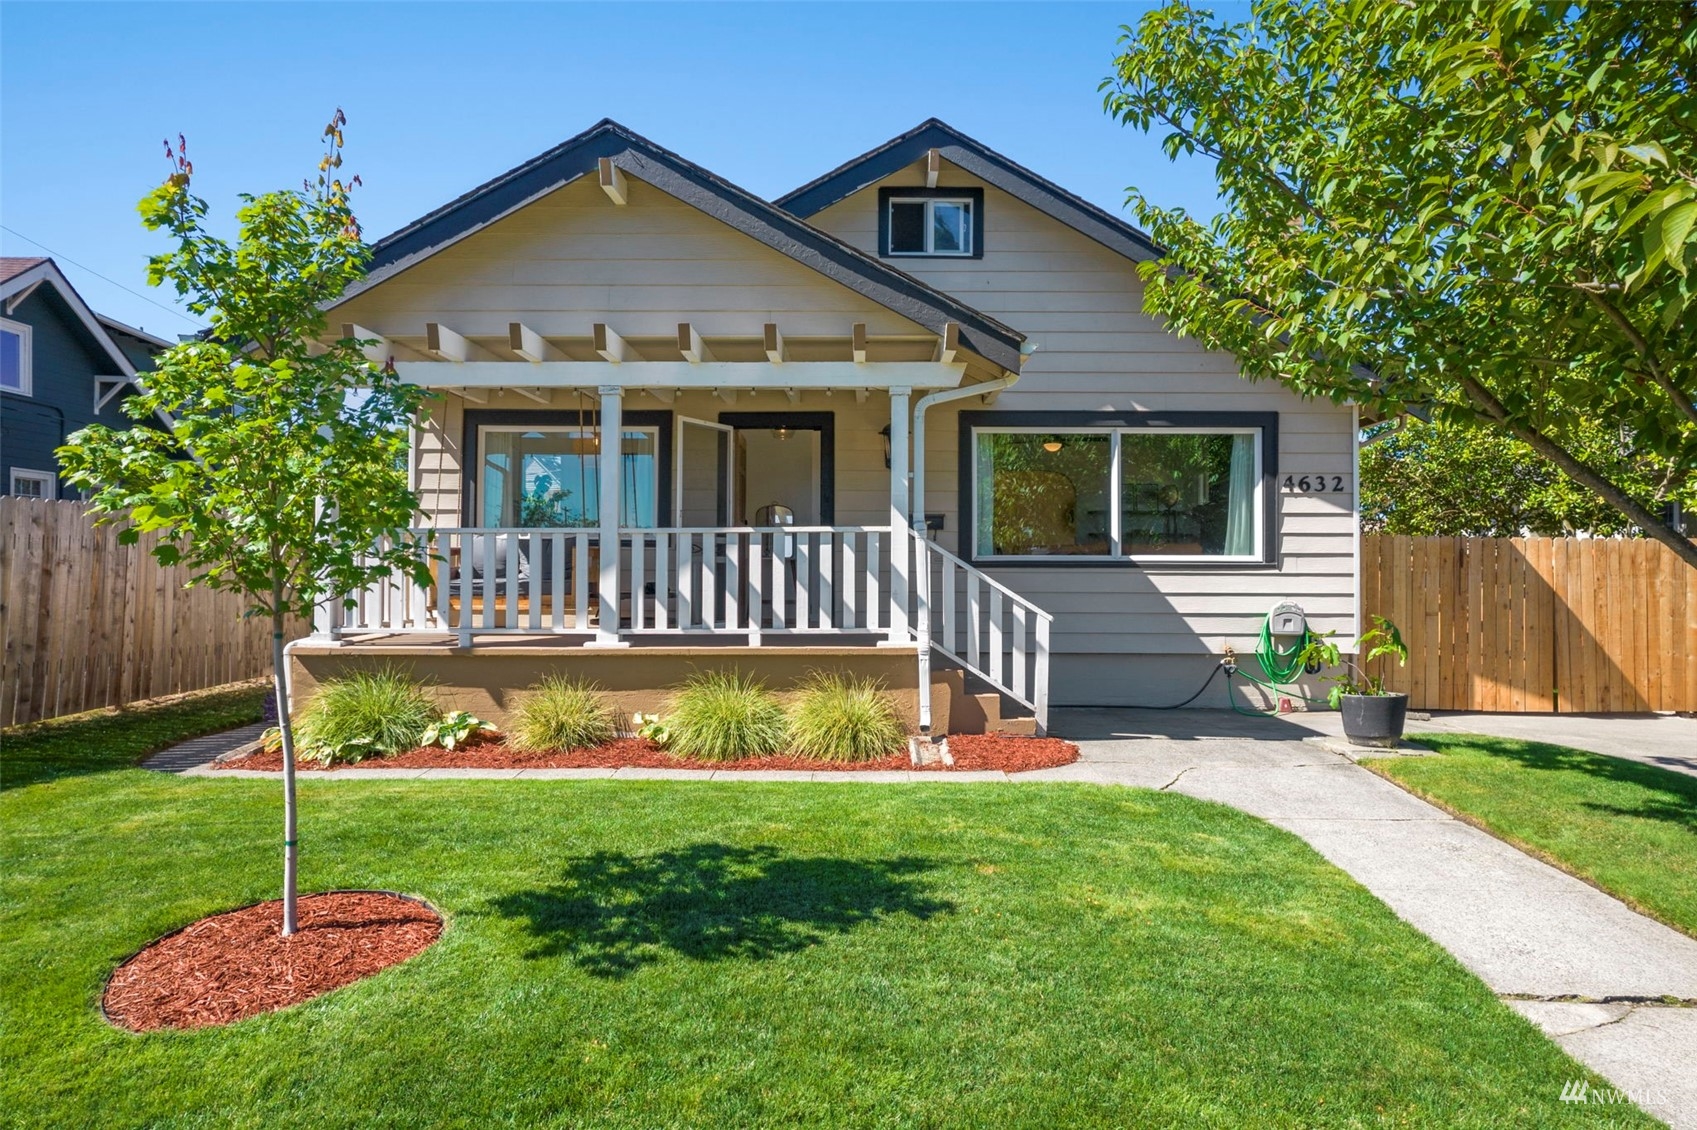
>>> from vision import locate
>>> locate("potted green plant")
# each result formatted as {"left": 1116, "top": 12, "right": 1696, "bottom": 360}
{"left": 1295, "top": 616, "right": 1411, "bottom": 747}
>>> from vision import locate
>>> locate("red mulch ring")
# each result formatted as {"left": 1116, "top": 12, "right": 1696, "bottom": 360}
{"left": 217, "top": 733, "right": 1078, "bottom": 774}
{"left": 102, "top": 891, "right": 442, "bottom": 1032}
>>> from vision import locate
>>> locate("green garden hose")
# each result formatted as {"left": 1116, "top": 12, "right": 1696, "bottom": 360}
{"left": 1256, "top": 617, "right": 1312, "bottom": 683}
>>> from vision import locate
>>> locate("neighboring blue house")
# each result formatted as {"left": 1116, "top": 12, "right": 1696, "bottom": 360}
{"left": 1, "top": 257, "right": 170, "bottom": 498}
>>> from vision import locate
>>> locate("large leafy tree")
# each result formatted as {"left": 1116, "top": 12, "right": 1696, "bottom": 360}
{"left": 1360, "top": 416, "right": 1690, "bottom": 536}
{"left": 1104, "top": 0, "right": 1697, "bottom": 567}
{"left": 60, "top": 113, "right": 427, "bottom": 934}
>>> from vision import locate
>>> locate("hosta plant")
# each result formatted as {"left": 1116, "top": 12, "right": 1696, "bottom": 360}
{"left": 422, "top": 710, "right": 498, "bottom": 751}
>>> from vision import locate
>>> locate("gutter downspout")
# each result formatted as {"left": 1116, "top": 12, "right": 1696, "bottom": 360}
{"left": 910, "top": 370, "right": 1021, "bottom": 735}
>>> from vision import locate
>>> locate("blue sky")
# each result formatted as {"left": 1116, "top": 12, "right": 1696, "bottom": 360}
{"left": 1, "top": 2, "right": 1237, "bottom": 337}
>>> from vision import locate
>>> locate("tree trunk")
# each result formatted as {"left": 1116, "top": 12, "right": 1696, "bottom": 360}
{"left": 271, "top": 610, "right": 299, "bottom": 937}
{"left": 1456, "top": 375, "right": 1697, "bottom": 572}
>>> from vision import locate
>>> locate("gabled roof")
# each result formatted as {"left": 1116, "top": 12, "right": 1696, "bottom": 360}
{"left": 1, "top": 257, "right": 138, "bottom": 378}
{"left": 347, "top": 119, "right": 1026, "bottom": 372}
{"left": 96, "top": 314, "right": 172, "bottom": 352}
{"left": 776, "top": 119, "right": 1164, "bottom": 266}
{"left": 1, "top": 256, "right": 49, "bottom": 284}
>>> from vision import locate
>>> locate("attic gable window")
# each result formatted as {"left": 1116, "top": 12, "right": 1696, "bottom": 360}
{"left": 879, "top": 187, "right": 984, "bottom": 259}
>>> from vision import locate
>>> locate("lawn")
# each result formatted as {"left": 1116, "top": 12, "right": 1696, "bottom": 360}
{"left": 1370, "top": 733, "right": 1697, "bottom": 939}
{"left": 2, "top": 680, "right": 268, "bottom": 790}
{"left": 0, "top": 727, "right": 1649, "bottom": 1127}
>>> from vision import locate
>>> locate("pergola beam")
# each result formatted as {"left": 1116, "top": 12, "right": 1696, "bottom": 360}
{"left": 341, "top": 323, "right": 391, "bottom": 366}
{"left": 677, "top": 322, "right": 714, "bottom": 363}
{"left": 509, "top": 386, "right": 552, "bottom": 404}
{"left": 509, "top": 322, "right": 565, "bottom": 363}
{"left": 426, "top": 322, "right": 469, "bottom": 363}
{"left": 393, "top": 360, "right": 966, "bottom": 391}
{"left": 450, "top": 386, "right": 488, "bottom": 404}
{"left": 593, "top": 323, "right": 631, "bottom": 363}
{"left": 763, "top": 323, "right": 785, "bottom": 363}
{"left": 935, "top": 322, "right": 959, "bottom": 365}
{"left": 598, "top": 158, "right": 628, "bottom": 205}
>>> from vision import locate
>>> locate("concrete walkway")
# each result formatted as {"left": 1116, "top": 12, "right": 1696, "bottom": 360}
{"left": 1034, "top": 707, "right": 1697, "bottom": 1130}
{"left": 140, "top": 723, "right": 268, "bottom": 772}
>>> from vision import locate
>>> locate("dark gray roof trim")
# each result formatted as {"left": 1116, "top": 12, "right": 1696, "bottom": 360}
{"left": 776, "top": 119, "right": 1165, "bottom": 266}
{"left": 353, "top": 120, "right": 1025, "bottom": 372}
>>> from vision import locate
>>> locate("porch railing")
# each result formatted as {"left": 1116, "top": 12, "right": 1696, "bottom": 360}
{"left": 322, "top": 525, "right": 891, "bottom": 643}
{"left": 913, "top": 533, "right": 1052, "bottom": 733}
{"left": 321, "top": 524, "right": 1052, "bottom": 735}
{"left": 622, "top": 526, "right": 888, "bottom": 639}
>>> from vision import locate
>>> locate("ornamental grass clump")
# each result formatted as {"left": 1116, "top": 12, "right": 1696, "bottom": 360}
{"left": 295, "top": 667, "right": 437, "bottom": 765}
{"left": 663, "top": 670, "right": 788, "bottom": 761}
{"left": 509, "top": 676, "right": 616, "bottom": 751}
{"left": 788, "top": 672, "right": 909, "bottom": 762}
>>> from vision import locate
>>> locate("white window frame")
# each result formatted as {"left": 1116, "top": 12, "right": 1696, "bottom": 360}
{"left": 10, "top": 467, "right": 55, "bottom": 499}
{"left": 475, "top": 423, "right": 661, "bottom": 527}
{"left": 886, "top": 196, "right": 974, "bottom": 257}
{"left": 970, "top": 425, "right": 1266, "bottom": 564}
{"left": 0, "top": 317, "right": 33, "bottom": 397}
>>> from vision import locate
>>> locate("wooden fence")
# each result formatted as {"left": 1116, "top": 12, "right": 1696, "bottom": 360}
{"left": 1, "top": 497, "right": 290, "bottom": 728}
{"left": 1362, "top": 535, "right": 1697, "bottom": 713}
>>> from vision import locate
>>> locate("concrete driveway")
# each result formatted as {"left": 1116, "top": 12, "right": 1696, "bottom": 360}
{"left": 1040, "top": 706, "right": 1697, "bottom": 1130}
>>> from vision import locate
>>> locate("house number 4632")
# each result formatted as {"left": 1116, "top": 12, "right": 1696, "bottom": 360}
{"left": 1282, "top": 474, "right": 1348, "bottom": 493}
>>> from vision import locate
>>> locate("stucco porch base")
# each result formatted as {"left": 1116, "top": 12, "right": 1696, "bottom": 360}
{"left": 288, "top": 638, "right": 982, "bottom": 734}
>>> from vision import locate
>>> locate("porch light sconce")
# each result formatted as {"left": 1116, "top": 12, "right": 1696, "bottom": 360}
{"left": 772, "top": 425, "right": 792, "bottom": 442}
{"left": 879, "top": 424, "right": 892, "bottom": 469}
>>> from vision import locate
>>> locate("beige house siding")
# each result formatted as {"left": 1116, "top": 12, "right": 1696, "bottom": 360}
{"left": 808, "top": 169, "right": 1359, "bottom": 704}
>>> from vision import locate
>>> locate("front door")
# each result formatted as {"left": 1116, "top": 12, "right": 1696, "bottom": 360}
{"left": 719, "top": 412, "right": 834, "bottom": 526}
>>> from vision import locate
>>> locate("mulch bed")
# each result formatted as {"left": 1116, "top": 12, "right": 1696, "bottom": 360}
{"left": 216, "top": 733, "right": 1078, "bottom": 774}
{"left": 102, "top": 892, "right": 442, "bottom": 1032}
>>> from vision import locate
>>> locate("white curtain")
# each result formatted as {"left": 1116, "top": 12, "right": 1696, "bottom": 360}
{"left": 1223, "top": 434, "right": 1256, "bottom": 556}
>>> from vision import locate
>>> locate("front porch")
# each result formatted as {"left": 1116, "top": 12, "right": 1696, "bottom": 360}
{"left": 313, "top": 522, "right": 1048, "bottom": 734}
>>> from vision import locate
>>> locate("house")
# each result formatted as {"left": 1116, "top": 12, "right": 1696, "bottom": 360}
{"left": 295, "top": 120, "right": 1359, "bottom": 734}
{"left": 1, "top": 257, "right": 170, "bottom": 498}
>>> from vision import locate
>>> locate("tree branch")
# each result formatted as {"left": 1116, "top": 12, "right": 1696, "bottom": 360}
{"left": 1585, "top": 290, "right": 1697, "bottom": 429}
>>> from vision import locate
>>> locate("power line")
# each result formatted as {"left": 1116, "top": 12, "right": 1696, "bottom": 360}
{"left": 0, "top": 225, "right": 208, "bottom": 331}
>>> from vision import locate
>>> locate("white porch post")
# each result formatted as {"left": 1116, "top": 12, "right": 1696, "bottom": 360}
{"left": 590, "top": 384, "right": 629, "bottom": 647}
{"left": 886, "top": 387, "right": 912, "bottom": 642}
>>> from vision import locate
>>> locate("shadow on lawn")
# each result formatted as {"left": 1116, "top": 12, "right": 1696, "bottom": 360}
{"left": 487, "top": 843, "right": 954, "bottom": 978}
{"left": 1437, "top": 734, "right": 1697, "bottom": 833}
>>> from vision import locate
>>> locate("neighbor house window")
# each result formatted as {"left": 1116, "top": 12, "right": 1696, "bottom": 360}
{"left": 478, "top": 426, "right": 658, "bottom": 527}
{"left": 0, "top": 318, "right": 31, "bottom": 396}
{"left": 971, "top": 423, "right": 1266, "bottom": 562}
{"left": 880, "top": 188, "right": 983, "bottom": 258}
{"left": 10, "top": 468, "right": 54, "bottom": 499}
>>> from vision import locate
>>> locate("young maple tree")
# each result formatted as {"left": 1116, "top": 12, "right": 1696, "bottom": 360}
{"left": 1105, "top": 0, "right": 1697, "bottom": 567}
{"left": 60, "top": 112, "right": 427, "bottom": 934}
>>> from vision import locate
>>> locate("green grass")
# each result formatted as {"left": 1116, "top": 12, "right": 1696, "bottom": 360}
{"left": 663, "top": 669, "right": 789, "bottom": 760}
{"left": 509, "top": 676, "right": 617, "bottom": 751}
{"left": 0, "top": 723, "right": 1651, "bottom": 1127}
{"left": 1369, "top": 733, "right": 1697, "bottom": 938}
{"left": 787, "top": 672, "right": 909, "bottom": 762}
{"left": 1, "top": 681, "right": 267, "bottom": 790}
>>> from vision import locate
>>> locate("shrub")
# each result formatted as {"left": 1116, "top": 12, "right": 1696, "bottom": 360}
{"left": 295, "top": 667, "right": 437, "bottom": 765}
{"left": 788, "top": 672, "right": 909, "bottom": 762}
{"left": 664, "top": 670, "right": 788, "bottom": 761}
{"left": 510, "top": 677, "right": 616, "bottom": 751}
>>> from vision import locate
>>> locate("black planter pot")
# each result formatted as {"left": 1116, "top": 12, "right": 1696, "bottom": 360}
{"left": 1339, "top": 693, "right": 1409, "bottom": 748}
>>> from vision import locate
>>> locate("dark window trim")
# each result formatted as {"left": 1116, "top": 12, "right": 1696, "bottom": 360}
{"left": 716, "top": 411, "right": 835, "bottom": 524}
{"left": 878, "top": 187, "right": 985, "bottom": 260}
{"left": 461, "top": 408, "right": 673, "bottom": 527}
{"left": 957, "top": 410, "right": 1280, "bottom": 569}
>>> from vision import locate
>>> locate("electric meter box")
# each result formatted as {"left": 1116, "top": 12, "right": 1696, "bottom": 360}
{"left": 1268, "top": 601, "right": 1308, "bottom": 637}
